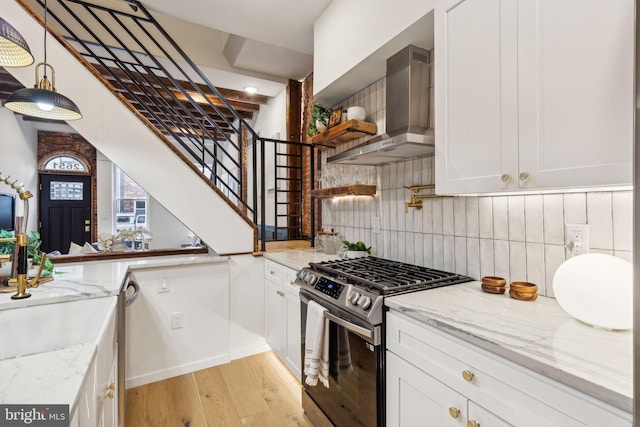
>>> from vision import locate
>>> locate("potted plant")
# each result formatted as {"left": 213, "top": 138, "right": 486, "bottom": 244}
{"left": 307, "top": 103, "right": 332, "bottom": 137}
{"left": 0, "top": 229, "right": 54, "bottom": 278}
{"left": 342, "top": 240, "right": 371, "bottom": 258}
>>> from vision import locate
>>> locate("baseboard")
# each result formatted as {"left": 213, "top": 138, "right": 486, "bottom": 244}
{"left": 124, "top": 354, "right": 230, "bottom": 389}
{"left": 230, "top": 342, "right": 271, "bottom": 360}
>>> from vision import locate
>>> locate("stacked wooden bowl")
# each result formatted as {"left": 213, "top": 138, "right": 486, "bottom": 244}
{"left": 481, "top": 276, "right": 507, "bottom": 294}
{"left": 508, "top": 282, "right": 538, "bottom": 301}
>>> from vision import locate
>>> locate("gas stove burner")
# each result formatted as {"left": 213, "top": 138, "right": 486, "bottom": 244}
{"left": 309, "top": 256, "right": 472, "bottom": 295}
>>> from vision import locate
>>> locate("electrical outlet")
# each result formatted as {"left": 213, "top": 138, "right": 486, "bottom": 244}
{"left": 158, "top": 277, "right": 170, "bottom": 293}
{"left": 565, "top": 224, "right": 590, "bottom": 256}
{"left": 171, "top": 312, "right": 184, "bottom": 329}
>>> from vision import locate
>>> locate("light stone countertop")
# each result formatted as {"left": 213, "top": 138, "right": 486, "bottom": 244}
{"left": 0, "top": 254, "right": 229, "bottom": 411}
{"left": 0, "top": 344, "right": 96, "bottom": 407}
{"left": 385, "top": 282, "right": 632, "bottom": 413}
{"left": 0, "top": 254, "right": 227, "bottom": 311}
{"left": 263, "top": 249, "right": 340, "bottom": 271}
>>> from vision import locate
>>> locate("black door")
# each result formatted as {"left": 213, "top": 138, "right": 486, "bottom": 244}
{"left": 39, "top": 174, "right": 92, "bottom": 253}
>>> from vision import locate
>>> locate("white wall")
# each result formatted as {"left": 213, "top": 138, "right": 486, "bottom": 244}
{"left": 147, "top": 197, "right": 193, "bottom": 249}
{"left": 228, "top": 254, "right": 268, "bottom": 359}
{"left": 125, "top": 261, "right": 231, "bottom": 388}
{"left": 252, "top": 88, "right": 288, "bottom": 227}
{"left": 0, "top": 109, "right": 38, "bottom": 232}
{"left": 125, "top": 255, "right": 268, "bottom": 388}
{"left": 314, "top": 0, "right": 435, "bottom": 95}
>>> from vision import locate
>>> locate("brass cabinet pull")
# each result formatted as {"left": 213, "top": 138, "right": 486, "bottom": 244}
{"left": 501, "top": 173, "right": 512, "bottom": 183}
{"left": 448, "top": 407, "right": 460, "bottom": 419}
{"left": 276, "top": 290, "right": 285, "bottom": 297}
{"left": 519, "top": 171, "right": 531, "bottom": 182}
{"left": 468, "top": 421, "right": 480, "bottom": 427}
{"left": 462, "top": 370, "right": 475, "bottom": 382}
{"left": 105, "top": 383, "right": 115, "bottom": 399}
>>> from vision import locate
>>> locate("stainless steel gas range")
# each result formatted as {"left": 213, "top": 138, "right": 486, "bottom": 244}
{"left": 296, "top": 256, "right": 472, "bottom": 427}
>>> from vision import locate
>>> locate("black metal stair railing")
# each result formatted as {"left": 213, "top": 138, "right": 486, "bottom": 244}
{"left": 22, "top": 0, "right": 315, "bottom": 250}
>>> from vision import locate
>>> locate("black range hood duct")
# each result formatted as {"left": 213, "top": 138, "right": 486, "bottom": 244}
{"left": 328, "top": 45, "right": 434, "bottom": 165}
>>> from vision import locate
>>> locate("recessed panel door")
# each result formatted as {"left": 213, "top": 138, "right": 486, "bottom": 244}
{"left": 39, "top": 174, "right": 92, "bottom": 253}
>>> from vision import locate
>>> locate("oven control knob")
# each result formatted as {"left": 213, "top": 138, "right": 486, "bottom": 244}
{"left": 350, "top": 292, "right": 361, "bottom": 305}
{"left": 307, "top": 274, "right": 317, "bottom": 285}
{"left": 301, "top": 272, "right": 310, "bottom": 282}
{"left": 358, "top": 296, "right": 372, "bottom": 310}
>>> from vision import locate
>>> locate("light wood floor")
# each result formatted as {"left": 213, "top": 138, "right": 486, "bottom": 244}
{"left": 125, "top": 351, "right": 313, "bottom": 427}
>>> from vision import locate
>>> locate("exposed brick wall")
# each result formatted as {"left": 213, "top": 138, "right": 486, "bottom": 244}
{"left": 37, "top": 131, "right": 97, "bottom": 242}
{"left": 301, "top": 73, "right": 320, "bottom": 238}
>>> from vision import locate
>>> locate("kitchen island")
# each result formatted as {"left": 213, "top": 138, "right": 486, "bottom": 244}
{"left": 385, "top": 281, "right": 632, "bottom": 425}
{"left": 0, "top": 253, "right": 228, "bottom": 425}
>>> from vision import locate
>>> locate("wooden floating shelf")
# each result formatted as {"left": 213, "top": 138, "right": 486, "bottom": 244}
{"left": 311, "top": 119, "right": 377, "bottom": 149}
{"left": 311, "top": 185, "right": 377, "bottom": 199}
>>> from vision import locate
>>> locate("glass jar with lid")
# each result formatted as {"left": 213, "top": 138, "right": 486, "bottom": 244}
{"left": 323, "top": 231, "right": 341, "bottom": 255}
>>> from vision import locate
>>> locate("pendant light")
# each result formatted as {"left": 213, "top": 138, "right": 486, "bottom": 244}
{"left": 0, "top": 17, "right": 34, "bottom": 67}
{"left": 4, "top": 0, "right": 82, "bottom": 121}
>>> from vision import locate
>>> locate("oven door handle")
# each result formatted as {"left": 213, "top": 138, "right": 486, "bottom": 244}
{"left": 324, "top": 311, "right": 374, "bottom": 340}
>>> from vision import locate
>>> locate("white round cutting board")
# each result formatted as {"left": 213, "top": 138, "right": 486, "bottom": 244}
{"left": 552, "top": 253, "right": 632, "bottom": 330}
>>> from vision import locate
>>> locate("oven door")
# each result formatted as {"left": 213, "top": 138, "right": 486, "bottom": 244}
{"left": 300, "top": 289, "right": 384, "bottom": 427}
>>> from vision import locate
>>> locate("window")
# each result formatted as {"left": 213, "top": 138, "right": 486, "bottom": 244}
{"left": 49, "top": 181, "right": 84, "bottom": 201}
{"left": 114, "top": 167, "right": 148, "bottom": 233}
{"left": 43, "top": 155, "right": 87, "bottom": 172}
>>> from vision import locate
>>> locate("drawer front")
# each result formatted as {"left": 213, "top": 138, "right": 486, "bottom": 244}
{"left": 283, "top": 269, "right": 300, "bottom": 296}
{"left": 264, "top": 259, "right": 285, "bottom": 283}
{"left": 387, "top": 311, "right": 630, "bottom": 427}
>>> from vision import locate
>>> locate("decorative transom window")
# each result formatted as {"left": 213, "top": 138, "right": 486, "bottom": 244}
{"left": 43, "top": 156, "right": 87, "bottom": 173}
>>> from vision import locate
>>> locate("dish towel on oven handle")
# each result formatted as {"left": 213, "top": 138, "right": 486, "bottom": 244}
{"left": 304, "top": 300, "right": 330, "bottom": 388}
{"left": 335, "top": 326, "right": 353, "bottom": 379}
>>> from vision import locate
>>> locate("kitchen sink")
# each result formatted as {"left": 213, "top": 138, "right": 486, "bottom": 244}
{"left": 0, "top": 296, "right": 117, "bottom": 360}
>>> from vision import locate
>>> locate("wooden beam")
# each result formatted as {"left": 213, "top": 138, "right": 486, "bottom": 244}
{"left": 93, "top": 64, "right": 269, "bottom": 106}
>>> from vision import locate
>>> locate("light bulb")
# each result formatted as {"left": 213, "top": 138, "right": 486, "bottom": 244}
{"left": 37, "top": 102, "right": 54, "bottom": 111}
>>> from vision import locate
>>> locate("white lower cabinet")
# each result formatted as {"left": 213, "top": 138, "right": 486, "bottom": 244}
{"left": 70, "top": 297, "right": 119, "bottom": 427}
{"left": 264, "top": 259, "right": 302, "bottom": 380}
{"left": 386, "top": 311, "right": 631, "bottom": 427}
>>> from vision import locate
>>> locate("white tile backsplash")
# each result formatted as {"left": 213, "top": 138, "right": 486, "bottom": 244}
{"left": 322, "top": 78, "right": 633, "bottom": 298}
{"left": 466, "top": 237, "right": 480, "bottom": 280}
{"left": 479, "top": 238, "right": 495, "bottom": 278}
{"left": 543, "top": 194, "right": 565, "bottom": 245}
{"left": 509, "top": 241, "right": 527, "bottom": 282}
{"left": 564, "top": 193, "right": 587, "bottom": 224}
{"left": 465, "top": 197, "right": 480, "bottom": 238}
{"left": 524, "top": 195, "right": 544, "bottom": 243}
{"left": 453, "top": 198, "right": 466, "bottom": 237}
{"left": 443, "top": 236, "right": 455, "bottom": 272}
{"left": 508, "top": 196, "right": 526, "bottom": 241}
{"left": 587, "top": 192, "right": 613, "bottom": 250}
{"left": 493, "top": 197, "right": 509, "bottom": 240}
{"left": 442, "top": 198, "right": 454, "bottom": 236}
{"left": 454, "top": 236, "right": 467, "bottom": 275}
{"left": 612, "top": 191, "right": 633, "bottom": 251}
{"left": 526, "top": 242, "right": 545, "bottom": 294}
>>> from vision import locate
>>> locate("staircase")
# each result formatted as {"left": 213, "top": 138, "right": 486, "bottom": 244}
{"left": 5, "top": 0, "right": 315, "bottom": 253}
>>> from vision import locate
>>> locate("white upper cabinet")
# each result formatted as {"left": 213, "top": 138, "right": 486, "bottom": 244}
{"left": 435, "top": 0, "right": 634, "bottom": 194}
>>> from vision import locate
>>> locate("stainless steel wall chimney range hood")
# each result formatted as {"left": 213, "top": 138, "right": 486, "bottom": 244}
{"left": 328, "top": 45, "right": 433, "bottom": 165}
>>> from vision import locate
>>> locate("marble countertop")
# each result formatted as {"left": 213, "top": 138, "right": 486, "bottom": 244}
{"left": 263, "top": 249, "right": 340, "bottom": 271}
{"left": 0, "top": 254, "right": 227, "bottom": 311}
{"left": 385, "top": 282, "right": 632, "bottom": 413}
{"left": 0, "top": 254, "right": 229, "bottom": 410}
{"left": 0, "top": 344, "right": 96, "bottom": 409}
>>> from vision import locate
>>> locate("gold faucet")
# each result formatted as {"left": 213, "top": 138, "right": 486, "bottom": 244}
{"left": 0, "top": 236, "right": 48, "bottom": 299}
{"left": 404, "top": 185, "right": 458, "bottom": 213}
{"left": 0, "top": 172, "right": 47, "bottom": 299}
